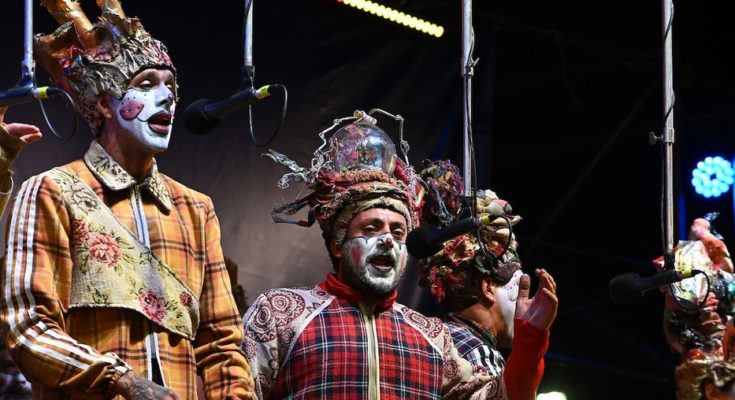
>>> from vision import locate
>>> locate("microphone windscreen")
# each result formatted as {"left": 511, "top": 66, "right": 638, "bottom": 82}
{"left": 609, "top": 272, "right": 643, "bottom": 303}
{"left": 183, "top": 99, "right": 220, "bottom": 135}
{"left": 406, "top": 225, "right": 444, "bottom": 259}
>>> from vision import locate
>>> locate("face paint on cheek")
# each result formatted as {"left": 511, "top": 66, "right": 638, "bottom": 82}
{"left": 111, "top": 87, "right": 173, "bottom": 154}
{"left": 118, "top": 98, "right": 145, "bottom": 121}
{"left": 496, "top": 269, "right": 524, "bottom": 344}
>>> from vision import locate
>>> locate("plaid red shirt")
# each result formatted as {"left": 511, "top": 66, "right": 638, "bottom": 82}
{"left": 1, "top": 141, "right": 254, "bottom": 399}
{"left": 242, "top": 274, "right": 505, "bottom": 399}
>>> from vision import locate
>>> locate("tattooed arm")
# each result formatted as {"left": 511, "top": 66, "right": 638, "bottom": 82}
{"left": 112, "top": 371, "right": 182, "bottom": 400}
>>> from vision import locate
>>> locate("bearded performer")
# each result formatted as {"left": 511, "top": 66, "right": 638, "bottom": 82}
{"left": 657, "top": 215, "right": 735, "bottom": 399}
{"left": 243, "top": 111, "right": 547, "bottom": 399}
{"left": 0, "top": 1, "right": 254, "bottom": 398}
{"left": 417, "top": 160, "right": 556, "bottom": 400}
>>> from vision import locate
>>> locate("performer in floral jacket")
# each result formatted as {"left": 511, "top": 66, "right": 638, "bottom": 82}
{"left": 0, "top": 1, "right": 253, "bottom": 398}
{"left": 245, "top": 111, "right": 510, "bottom": 399}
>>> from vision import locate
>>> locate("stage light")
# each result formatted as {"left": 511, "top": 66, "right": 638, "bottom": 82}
{"left": 692, "top": 156, "right": 735, "bottom": 198}
{"left": 338, "top": 0, "right": 445, "bottom": 38}
{"left": 537, "top": 392, "right": 567, "bottom": 400}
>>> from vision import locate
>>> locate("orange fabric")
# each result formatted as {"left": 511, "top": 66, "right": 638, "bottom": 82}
{"left": 1, "top": 143, "right": 254, "bottom": 399}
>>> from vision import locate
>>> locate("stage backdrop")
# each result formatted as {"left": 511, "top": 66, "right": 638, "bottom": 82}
{"left": 0, "top": 0, "right": 493, "bottom": 306}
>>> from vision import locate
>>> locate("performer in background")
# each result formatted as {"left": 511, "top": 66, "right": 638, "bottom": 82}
{"left": 0, "top": 1, "right": 254, "bottom": 398}
{"left": 657, "top": 214, "right": 735, "bottom": 399}
{"left": 417, "top": 160, "right": 556, "bottom": 400}
{"left": 244, "top": 111, "right": 531, "bottom": 399}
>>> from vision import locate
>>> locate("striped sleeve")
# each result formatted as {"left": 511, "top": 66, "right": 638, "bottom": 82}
{"left": 193, "top": 197, "right": 255, "bottom": 399}
{"left": 0, "top": 174, "right": 129, "bottom": 399}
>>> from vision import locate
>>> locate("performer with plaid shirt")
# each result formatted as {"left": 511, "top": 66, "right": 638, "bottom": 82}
{"left": 418, "top": 160, "right": 557, "bottom": 400}
{"left": 244, "top": 115, "right": 509, "bottom": 399}
{"left": 0, "top": 1, "right": 254, "bottom": 399}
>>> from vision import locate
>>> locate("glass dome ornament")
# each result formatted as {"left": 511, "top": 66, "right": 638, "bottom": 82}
{"left": 330, "top": 122, "right": 397, "bottom": 175}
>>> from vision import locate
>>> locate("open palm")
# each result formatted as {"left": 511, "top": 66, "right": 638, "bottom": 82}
{"left": 515, "top": 268, "right": 558, "bottom": 331}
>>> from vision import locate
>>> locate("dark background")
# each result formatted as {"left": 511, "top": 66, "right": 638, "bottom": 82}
{"left": 4, "top": 0, "right": 735, "bottom": 397}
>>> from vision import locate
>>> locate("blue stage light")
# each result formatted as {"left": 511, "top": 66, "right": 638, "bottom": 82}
{"left": 692, "top": 156, "right": 735, "bottom": 198}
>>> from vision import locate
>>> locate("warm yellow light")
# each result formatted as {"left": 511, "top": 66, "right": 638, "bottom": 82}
{"left": 339, "top": 0, "right": 444, "bottom": 38}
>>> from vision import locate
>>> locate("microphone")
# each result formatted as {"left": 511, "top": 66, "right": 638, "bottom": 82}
{"left": 609, "top": 268, "right": 696, "bottom": 303}
{"left": 183, "top": 85, "right": 272, "bottom": 135}
{"left": 0, "top": 82, "right": 53, "bottom": 107}
{"left": 407, "top": 215, "right": 494, "bottom": 258}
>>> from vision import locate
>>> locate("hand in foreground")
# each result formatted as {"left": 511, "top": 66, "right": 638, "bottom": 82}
{"left": 0, "top": 106, "right": 42, "bottom": 149}
{"left": 515, "top": 268, "right": 558, "bottom": 331}
{"left": 113, "top": 371, "right": 182, "bottom": 400}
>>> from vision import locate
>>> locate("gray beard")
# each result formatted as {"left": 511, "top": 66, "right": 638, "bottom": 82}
{"left": 341, "top": 252, "right": 406, "bottom": 300}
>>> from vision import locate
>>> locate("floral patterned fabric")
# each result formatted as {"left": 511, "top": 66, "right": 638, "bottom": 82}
{"left": 0, "top": 141, "right": 254, "bottom": 399}
{"left": 48, "top": 168, "right": 199, "bottom": 339}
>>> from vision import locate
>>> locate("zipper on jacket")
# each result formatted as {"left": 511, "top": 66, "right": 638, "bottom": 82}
{"left": 359, "top": 303, "right": 381, "bottom": 400}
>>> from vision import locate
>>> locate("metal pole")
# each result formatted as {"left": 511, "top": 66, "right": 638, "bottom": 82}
{"left": 662, "top": 0, "right": 675, "bottom": 256}
{"left": 21, "top": 0, "right": 34, "bottom": 83}
{"left": 461, "top": 0, "right": 473, "bottom": 197}
{"left": 244, "top": 0, "right": 254, "bottom": 69}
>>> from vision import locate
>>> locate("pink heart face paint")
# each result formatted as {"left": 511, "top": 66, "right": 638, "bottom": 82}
{"left": 111, "top": 82, "right": 176, "bottom": 154}
{"left": 342, "top": 232, "right": 408, "bottom": 298}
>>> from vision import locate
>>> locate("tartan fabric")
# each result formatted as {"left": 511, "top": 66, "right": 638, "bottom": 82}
{"left": 1, "top": 142, "right": 254, "bottom": 399}
{"left": 276, "top": 296, "right": 444, "bottom": 399}
{"left": 243, "top": 283, "right": 506, "bottom": 400}
{"left": 446, "top": 319, "right": 505, "bottom": 377}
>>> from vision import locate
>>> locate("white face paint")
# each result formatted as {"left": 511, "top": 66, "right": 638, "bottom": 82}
{"left": 341, "top": 232, "right": 408, "bottom": 298}
{"left": 110, "top": 82, "right": 176, "bottom": 154}
{"left": 495, "top": 269, "right": 523, "bottom": 345}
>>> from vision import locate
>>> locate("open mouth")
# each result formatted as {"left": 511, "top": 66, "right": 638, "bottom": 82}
{"left": 369, "top": 255, "right": 395, "bottom": 271}
{"left": 147, "top": 111, "right": 172, "bottom": 135}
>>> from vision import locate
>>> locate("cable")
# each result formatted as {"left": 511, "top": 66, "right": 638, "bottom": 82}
{"left": 668, "top": 269, "right": 710, "bottom": 312}
{"left": 247, "top": 84, "right": 287, "bottom": 147}
{"left": 37, "top": 86, "right": 78, "bottom": 141}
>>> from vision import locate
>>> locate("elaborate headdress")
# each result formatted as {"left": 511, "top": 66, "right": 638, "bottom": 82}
{"left": 675, "top": 352, "right": 735, "bottom": 400}
{"left": 34, "top": 0, "right": 176, "bottom": 135}
{"left": 418, "top": 160, "right": 522, "bottom": 311}
{"left": 265, "top": 110, "right": 423, "bottom": 255}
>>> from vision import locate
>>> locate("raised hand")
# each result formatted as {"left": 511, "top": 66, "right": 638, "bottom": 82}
{"left": 113, "top": 371, "right": 182, "bottom": 400}
{"left": 0, "top": 106, "right": 42, "bottom": 148}
{"left": 515, "top": 269, "right": 558, "bottom": 331}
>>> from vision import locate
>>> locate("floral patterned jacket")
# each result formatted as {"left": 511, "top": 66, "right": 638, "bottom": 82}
{"left": 0, "top": 141, "right": 254, "bottom": 399}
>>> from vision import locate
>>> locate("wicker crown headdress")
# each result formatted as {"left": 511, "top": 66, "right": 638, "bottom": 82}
{"left": 34, "top": 0, "right": 176, "bottom": 135}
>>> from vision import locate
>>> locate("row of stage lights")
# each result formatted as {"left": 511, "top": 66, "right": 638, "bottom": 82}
{"left": 691, "top": 156, "right": 735, "bottom": 199}
{"left": 337, "top": 0, "right": 445, "bottom": 38}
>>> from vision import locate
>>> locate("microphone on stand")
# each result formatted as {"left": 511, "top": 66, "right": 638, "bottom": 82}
{"left": 406, "top": 215, "right": 495, "bottom": 258}
{"left": 183, "top": 86, "right": 272, "bottom": 135}
{"left": 609, "top": 268, "right": 696, "bottom": 303}
{"left": 0, "top": 82, "right": 54, "bottom": 107}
